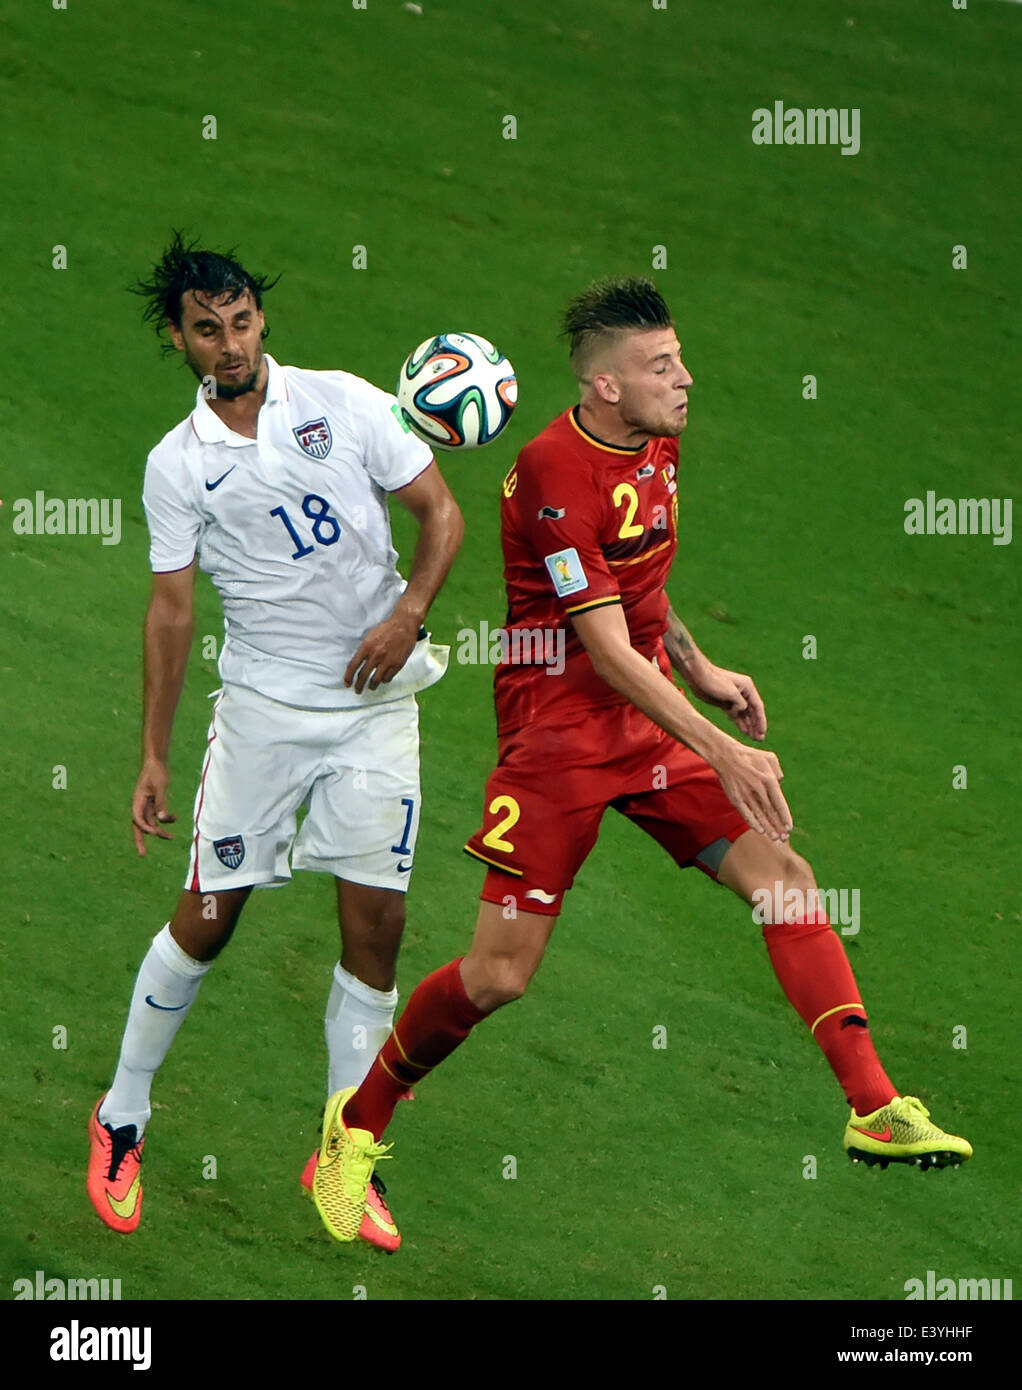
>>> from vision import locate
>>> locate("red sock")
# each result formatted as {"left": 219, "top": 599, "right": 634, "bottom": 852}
{"left": 763, "top": 917, "right": 897, "bottom": 1114}
{"left": 344, "top": 958, "right": 489, "bottom": 1141}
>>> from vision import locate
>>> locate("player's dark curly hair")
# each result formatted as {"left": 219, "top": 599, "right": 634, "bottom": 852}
{"left": 130, "top": 230, "right": 280, "bottom": 354}
{"left": 560, "top": 276, "right": 673, "bottom": 377}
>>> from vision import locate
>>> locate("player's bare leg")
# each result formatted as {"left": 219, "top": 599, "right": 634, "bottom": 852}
{"left": 459, "top": 899, "right": 558, "bottom": 1011}
{"left": 715, "top": 826, "right": 815, "bottom": 911}
{"left": 335, "top": 879, "right": 406, "bottom": 991}
{"left": 716, "top": 828, "right": 971, "bottom": 1167}
{"left": 168, "top": 885, "right": 253, "bottom": 961}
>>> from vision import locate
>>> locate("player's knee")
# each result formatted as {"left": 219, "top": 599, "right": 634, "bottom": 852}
{"left": 478, "top": 956, "right": 534, "bottom": 1010}
{"left": 170, "top": 919, "right": 232, "bottom": 963}
{"left": 759, "top": 845, "right": 820, "bottom": 924}
{"left": 170, "top": 890, "right": 245, "bottom": 962}
{"left": 779, "top": 846, "right": 816, "bottom": 899}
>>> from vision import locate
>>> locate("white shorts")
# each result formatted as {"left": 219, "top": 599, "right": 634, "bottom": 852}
{"left": 185, "top": 683, "right": 421, "bottom": 894}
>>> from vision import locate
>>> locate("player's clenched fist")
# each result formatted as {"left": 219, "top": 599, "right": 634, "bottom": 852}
{"left": 712, "top": 742, "right": 792, "bottom": 842}
{"left": 344, "top": 611, "right": 421, "bottom": 694}
{"left": 132, "top": 759, "right": 177, "bottom": 856}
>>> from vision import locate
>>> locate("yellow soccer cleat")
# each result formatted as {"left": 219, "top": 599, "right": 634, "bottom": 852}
{"left": 301, "top": 1149, "right": 401, "bottom": 1252}
{"left": 312, "top": 1087, "right": 396, "bottom": 1244}
{"left": 844, "top": 1095, "right": 973, "bottom": 1170}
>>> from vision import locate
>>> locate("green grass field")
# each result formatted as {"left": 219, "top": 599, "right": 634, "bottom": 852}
{"left": 1, "top": 0, "right": 1019, "bottom": 1306}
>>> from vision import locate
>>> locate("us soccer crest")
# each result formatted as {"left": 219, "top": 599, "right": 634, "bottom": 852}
{"left": 293, "top": 417, "right": 332, "bottom": 459}
{"left": 213, "top": 835, "right": 245, "bottom": 870}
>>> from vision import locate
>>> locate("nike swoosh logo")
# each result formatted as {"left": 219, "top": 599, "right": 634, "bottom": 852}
{"left": 145, "top": 994, "right": 187, "bottom": 1011}
{"left": 106, "top": 1176, "right": 141, "bottom": 1220}
{"left": 205, "top": 466, "right": 237, "bottom": 491}
{"left": 363, "top": 1200, "right": 398, "bottom": 1236}
{"left": 396, "top": 861, "right": 412, "bottom": 873}
{"left": 852, "top": 1124, "right": 892, "bottom": 1142}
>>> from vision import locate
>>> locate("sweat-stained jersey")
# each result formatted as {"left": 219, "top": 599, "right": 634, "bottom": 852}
{"left": 493, "top": 406, "right": 680, "bottom": 733}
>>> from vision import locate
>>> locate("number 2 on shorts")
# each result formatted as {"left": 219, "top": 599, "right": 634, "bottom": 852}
{"left": 481, "top": 795, "right": 520, "bottom": 853}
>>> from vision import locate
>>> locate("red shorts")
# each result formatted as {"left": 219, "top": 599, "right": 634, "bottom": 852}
{"left": 464, "top": 699, "right": 749, "bottom": 916}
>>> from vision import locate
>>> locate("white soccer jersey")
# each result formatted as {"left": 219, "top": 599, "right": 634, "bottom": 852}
{"left": 142, "top": 354, "right": 446, "bottom": 709}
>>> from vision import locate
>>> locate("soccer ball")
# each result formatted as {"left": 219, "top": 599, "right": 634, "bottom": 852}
{"left": 396, "top": 332, "right": 517, "bottom": 449}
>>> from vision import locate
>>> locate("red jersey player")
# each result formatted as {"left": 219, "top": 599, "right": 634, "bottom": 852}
{"left": 307, "top": 278, "right": 972, "bottom": 1250}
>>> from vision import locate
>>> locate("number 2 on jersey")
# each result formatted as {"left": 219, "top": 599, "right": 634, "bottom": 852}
{"left": 270, "top": 494, "right": 341, "bottom": 559}
{"left": 612, "top": 482, "right": 644, "bottom": 539}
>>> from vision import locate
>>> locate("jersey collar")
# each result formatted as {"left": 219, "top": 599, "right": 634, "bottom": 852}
{"left": 569, "top": 406, "right": 648, "bottom": 456}
{"left": 190, "top": 353, "right": 286, "bottom": 446}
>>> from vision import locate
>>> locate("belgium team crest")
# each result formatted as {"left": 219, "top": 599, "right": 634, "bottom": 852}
{"left": 293, "top": 417, "right": 332, "bottom": 459}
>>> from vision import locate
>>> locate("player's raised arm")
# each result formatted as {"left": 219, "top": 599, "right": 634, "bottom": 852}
{"left": 571, "top": 603, "right": 791, "bottom": 841}
{"left": 344, "top": 461, "right": 464, "bottom": 694}
{"left": 132, "top": 560, "right": 196, "bottom": 855}
{"left": 664, "top": 603, "right": 768, "bottom": 741}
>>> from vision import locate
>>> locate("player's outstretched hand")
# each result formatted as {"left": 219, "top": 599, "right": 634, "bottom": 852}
{"left": 345, "top": 612, "right": 421, "bottom": 694}
{"left": 686, "top": 662, "right": 767, "bottom": 740}
{"left": 132, "top": 759, "right": 177, "bottom": 856}
{"left": 712, "top": 741, "right": 792, "bottom": 842}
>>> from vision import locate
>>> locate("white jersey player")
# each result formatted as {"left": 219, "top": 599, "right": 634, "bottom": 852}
{"left": 87, "top": 236, "right": 464, "bottom": 1250}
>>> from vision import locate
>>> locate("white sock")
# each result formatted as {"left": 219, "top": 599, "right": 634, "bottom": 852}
{"left": 99, "top": 924, "right": 211, "bottom": 1137}
{"left": 325, "top": 962, "right": 398, "bottom": 1096}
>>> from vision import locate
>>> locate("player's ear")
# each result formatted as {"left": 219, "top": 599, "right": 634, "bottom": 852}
{"left": 592, "top": 371, "right": 620, "bottom": 405}
{"left": 166, "top": 320, "right": 185, "bottom": 351}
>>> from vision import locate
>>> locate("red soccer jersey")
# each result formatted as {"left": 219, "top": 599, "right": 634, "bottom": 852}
{"left": 494, "top": 406, "right": 680, "bottom": 733}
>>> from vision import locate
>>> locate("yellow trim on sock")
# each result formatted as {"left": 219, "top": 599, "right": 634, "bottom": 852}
{"left": 379, "top": 1054, "right": 417, "bottom": 1086}
{"left": 389, "top": 1028, "right": 432, "bottom": 1073}
{"left": 810, "top": 1002, "right": 865, "bottom": 1036}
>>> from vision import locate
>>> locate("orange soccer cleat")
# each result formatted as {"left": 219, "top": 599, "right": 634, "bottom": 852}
{"left": 87, "top": 1097, "right": 145, "bottom": 1233}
